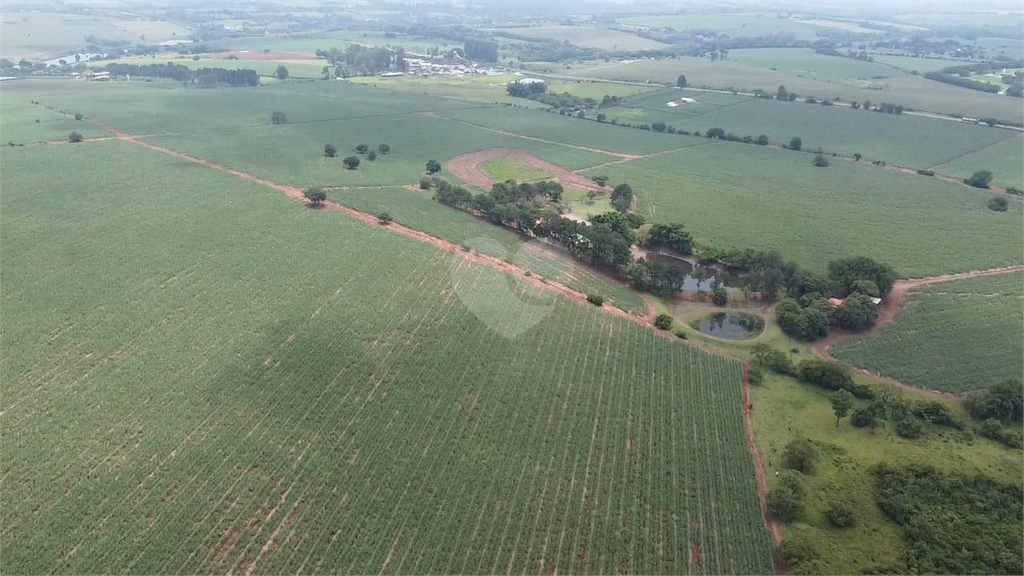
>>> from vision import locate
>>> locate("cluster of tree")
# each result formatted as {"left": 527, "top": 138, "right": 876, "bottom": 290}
{"left": 102, "top": 63, "right": 259, "bottom": 86}
{"left": 463, "top": 40, "right": 498, "bottom": 62}
{"left": 963, "top": 379, "right": 1024, "bottom": 447}
{"left": 871, "top": 463, "right": 1023, "bottom": 575}
{"left": 704, "top": 128, "right": 770, "bottom": 146}
{"left": 317, "top": 44, "right": 404, "bottom": 77}
{"left": 924, "top": 70, "right": 1002, "bottom": 93}
{"left": 964, "top": 169, "right": 994, "bottom": 188}
{"left": 428, "top": 177, "right": 633, "bottom": 270}
{"left": 505, "top": 80, "right": 548, "bottom": 98}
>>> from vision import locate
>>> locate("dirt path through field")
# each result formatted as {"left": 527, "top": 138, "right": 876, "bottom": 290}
{"left": 431, "top": 114, "right": 638, "bottom": 160}
{"left": 104, "top": 122, "right": 784, "bottom": 555}
{"left": 812, "top": 265, "right": 1024, "bottom": 398}
{"left": 446, "top": 148, "right": 611, "bottom": 192}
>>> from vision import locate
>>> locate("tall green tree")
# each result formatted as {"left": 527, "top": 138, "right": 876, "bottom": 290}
{"left": 677, "top": 74, "right": 687, "bottom": 87}
{"left": 425, "top": 159, "right": 442, "bottom": 174}
{"left": 829, "top": 389, "right": 855, "bottom": 427}
{"left": 275, "top": 65, "right": 289, "bottom": 80}
{"left": 610, "top": 183, "right": 634, "bottom": 212}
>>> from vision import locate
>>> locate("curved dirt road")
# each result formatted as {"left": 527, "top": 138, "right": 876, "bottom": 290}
{"left": 446, "top": 148, "right": 610, "bottom": 192}
{"left": 813, "top": 265, "right": 1024, "bottom": 397}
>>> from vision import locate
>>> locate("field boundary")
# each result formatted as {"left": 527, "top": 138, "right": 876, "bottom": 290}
{"left": 812, "top": 265, "right": 1024, "bottom": 397}
{"left": 446, "top": 148, "right": 610, "bottom": 191}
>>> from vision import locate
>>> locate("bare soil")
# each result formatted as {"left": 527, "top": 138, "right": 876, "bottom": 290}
{"left": 813, "top": 265, "right": 1024, "bottom": 398}
{"left": 445, "top": 148, "right": 611, "bottom": 192}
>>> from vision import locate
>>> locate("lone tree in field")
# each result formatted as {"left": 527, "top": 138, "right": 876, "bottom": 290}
{"left": 812, "top": 154, "right": 829, "bottom": 167}
{"left": 755, "top": 134, "right": 769, "bottom": 146}
{"left": 425, "top": 159, "right": 442, "bottom": 174}
{"left": 378, "top": 143, "right": 390, "bottom": 155}
{"left": 275, "top": 65, "right": 289, "bottom": 80}
{"left": 965, "top": 170, "right": 994, "bottom": 189}
{"left": 788, "top": 136, "right": 802, "bottom": 151}
{"left": 829, "top": 389, "right": 854, "bottom": 427}
{"left": 677, "top": 74, "right": 687, "bottom": 87}
{"left": 324, "top": 144, "right": 337, "bottom": 158}
{"left": 987, "top": 195, "right": 1009, "bottom": 211}
{"left": 367, "top": 150, "right": 377, "bottom": 161}
{"left": 74, "top": 113, "right": 83, "bottom": 121}
{"left": 271, "top": 110, "right": 287, "bottom": 124}
{"left": 610, "top": 183, "right": 634, "bottom": 212}
{"left": 303, "top": 187, "right": 327, "bottom": 206}
{"left": 356, "top": 143, "right": 369, "bottom": 154}
{"left": 68, "top": 131, "right": 84, "bottom": 143}
{"left": 343, "top": 155, "right": 360, "bottom": 170}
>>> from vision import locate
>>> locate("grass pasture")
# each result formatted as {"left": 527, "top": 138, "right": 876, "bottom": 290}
{"left": 1, "top": 140, "right": 774, "bottom": 574}
{"left": 482, "top": 157, "right": 553, "bottom": 182}
{"left": 491, "top": 25, "right": 669, "bottom": 51}
{"left": 0, "top": 95, "right": 110, "bottom": 144}
{"left": 832, "top": 273, "right": 1024, "bottom": 394}
{"left": 584, "top": 142, "right": 1024, "bottom": 277}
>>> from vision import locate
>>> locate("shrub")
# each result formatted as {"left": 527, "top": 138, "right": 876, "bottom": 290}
{"left": 895, "top": 419, "right": 922, "bottom": 439}
{"left": 324, "top": 144, "right": 337, "bottom": 157}
{"left": 654, "top": 314, "right": 673, "bottom": 330}
{"left": 367, "top": 150, "right": 377, "bottom": 161}
{"left": 748, "top": 367, "right": 763, "bottom": 385}
{"left": 68, "top": 131, "right": 83, "bottom": 143}
{"left": 342, "top": 156, "right": 360, "bottom": 170}
{"left": 356, "top": 143, "right": 369, "bottom": 154}
{"left": 270, "top": 110, "right": 287, "bottom": 124}
{"left": 1006, "top": 186, "right": 1023, "bottom": 196}
{"left": 788, "top": 136, "right": 802, "bottom": 151}
{"left": 777, "top": 530, "right": 819, "bottom": 573}
{"left": 825, "top": 503, "right": 856, "bottom": 528}
{"left": 377, "top": 212, "right": 392, "bottom": 224}
{"left": 782, "top": 439, "right": 817, "bottom": 474}
{"left": 964, "top": 170, "right": 993, "bottom": 188}
{"left": 586, "top": 294, "right": 604, "bottom": 306}
{"left": 751, "top": 343, "right": 797, "bottom": 376}
{"left": 419, "top": 176, "right": 433, "bottom": 190}
{"left": 711, "top": 285, "right": 728, "bottom": 305}
{"left": 302, "top": 187, "right": 327, "bottom": 205}
{"left": 851, "top": 407, "right": 878, "bottom": 429}
{"left": 812, "top": 155, "right": 829, "bottom": 167}
{"left": 767, "top": 471, "right": 804, "bottom": 523}
{"left": 987, "top": 196, "right": 1008, "bottom": 211}
{"left": 916, "top": 168, "right": 934, "bottom": 176}
{"left": 74, "top": 113, "right": 83, "bottom": 121}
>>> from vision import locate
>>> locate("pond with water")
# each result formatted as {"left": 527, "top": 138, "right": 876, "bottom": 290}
{"left": 691, "top": 312, "right": 765, "bottom": 340}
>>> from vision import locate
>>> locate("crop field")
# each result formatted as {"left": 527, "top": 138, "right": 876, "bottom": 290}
{"left": 617, "top": 15, "right": 826, "bottom": 40}
{"left": 2, "top": 140, "right": 774, "bottom": 574}
{"left": 545, "top": 80, "right": 656, "bottom": 100}
{"left": 608, "top": 93, "right": 1019, "bottom": 168}
{"left": 932, "top": 133, "right": 1024, "bottom": 190}
{"left": 564, "top": 57, "right": 1024, "bottom": 123}
{"left": 0, "top": 12, "right": 189, "bottom": 60}
{"left": 0, "top": 97, "right": 110, "bottom": 144}
{"left": 582, "top": 142, "right": 1024, "bottom": 277}
{"left": 325, "top": 186, "right": 647, "bottom": 314}
{"left": 483, "top": 157, "right": 553, "bottom": 182}
{"left": 348, "top": 74, "right": 550, "bottom": 107}
{"left": 832, "top": 273, "right": 1024, "bottom": 393}
{"left": 872, "top": 54, "right": 968, "bottom": 73}
{"left": 490, "top": 25, "right": 669, "bottom": 51}
{"left": 225, "top": 32, "right": 464, "bottom": 57}
{"left": 723, "top": 48, "right": 899, "bottom": 82}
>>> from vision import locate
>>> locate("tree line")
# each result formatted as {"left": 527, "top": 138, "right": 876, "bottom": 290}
{"left": 102, "top": 63, "right": 259, "bottom": 86}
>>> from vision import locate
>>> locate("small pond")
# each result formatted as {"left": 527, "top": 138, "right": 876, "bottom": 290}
{"left": 691, "top": 312, "right": 765, "bottom": 340}
{"left": 646, "top": 253, "right": 746, "bottom": 294}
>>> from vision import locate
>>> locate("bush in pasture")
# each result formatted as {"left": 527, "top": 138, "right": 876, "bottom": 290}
{"left": 356, "top": 143, "right": 369, "bottom": 154}
{"left": 767, "top": 471, "right": 805, "bottom": 523}
{"left": 425, "top": 159, "right": 442, "bottom": 174}
{"left": 829, "top": 389, "right": 854, "bottom": 427}
{"left": 748, "top": 367, "right": 763, "bottom": 385}
{"left": 751, "top": 343, "right": 797, "bottom": 376}
{"left": 1006, "top": 187, "right": 1023, "bottom": 196}
{"left": 964, "top": 170, "right": 993, "bottom": 188}
{"left": 812, "top": 155, "right": 829, "bottom": 167}
{"left": 342, "top": 156, "right": 360, "bottom": 170}
{"left": 654, "top": 314, "right": 673, "bottom": 330}
{"left": 591, "top": 175, "right": 609, "bottom": 187}
{"left": 987, "top": 196, "right": 1008, "bottom": 211}
{"left": 270, "top": 110, "right": 287, "bottom": 124}
{"left": 419, "top": 176, "right": 432, "bottom": 190}
{"left": 367, "top": 150, "right": 377, "bottom": 161}
{"left": 755, "top": 134, "right": 769, "bottom": 145}
{"left": 777, "top": 530, "right": 820, "bottom": 574}
{"left": 68, "top": 132, "right": 83, "bottom": 143}
{"left": 377, "top": 212, "right": 392, "bottom": 224}
{"left": 853, "top": 153, "right": 862, "bottom": 161}
{"left": 674, "top": 330, "right": 687, "bottom": 340}
{"left": 74, "top": 113, "right": 83, "bottom": 121}
{"left": 586, "top": 294, "right": 604, "bottom": 306}
{"left": 962, "top": 379, "right": 1023, "bottom": 423}
{"left": 610, "top": 183, "right": 633, "bottom": 212}
{"left": 378, "top": 143, "right": 390, "bottom": 155}
{"left": 711, "top": 285, "right": 728, "bottom": 305}
{"left": 895, "top": 419, "right": 922, "bottom": 439}
{"left": 916, "top": 168, "right": 934, "bottom": 176}
{"left": 275, "top": 65, "right": 289, "bottom": 80}
{"left": 788, "top": 136, "right": 802, "bottom": 151}
{"left": 783, "top": 439, "right": 818, "bottom": 474}
{"left": 324, "top": 144, "right": 337, "bottom": 158}
{"left": 303, "top": 187, "right": 326, "bottom": 205}
{"left": 826, "top": 503, "right": 856, "bottom": 528}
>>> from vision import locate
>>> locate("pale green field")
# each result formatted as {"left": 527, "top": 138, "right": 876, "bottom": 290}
{"left": 873, "top": 54, "right": 968, "bottom": 73}
{"left": 490, "top": 25, "right": 668, "bottom": 51}
{"left": 932, "top": 133, "right": 1024, "bottom": 189}
{"left": 0, "top": 95, "right": 110, "bottom": 144}
{"left": 724, "top": 48, "right": 901, "bottom": 82}
{"left": 618, "top": 14, "right": 826, "bottom": 40}
{"left": 349, "top": 74, "right": 547, "bottom": 107}
{"left": 482, "top": 157, "right": 552, "bottom": 182}
{"left": 226, "top": 32, "right": 463, "bottom": 56}
{"left": 0, "top": 12, "right": 189, "bottom": 61}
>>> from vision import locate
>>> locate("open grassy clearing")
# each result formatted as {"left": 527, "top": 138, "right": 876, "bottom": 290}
{"left": 348, "top": 74, "right": 551, "bottom": 108}
{"left": 583, "top": 142, "right": 1024, "bottom": 277}
{"left": 610, "top": 90, "right": 1019, "bottom": 168}
{"left": 482, "top": 157, "right": 553, "bottom": 182}
{"left": 562, "top": 57, "right": 1024, "bottom": 123}
{"left": 545, "top": 80, "right": 656, "bottom": 100}
{"left": 325, "top": 186, "right": 646, "bottom": 315}
{"left": 832, "top": 273, "right": 1024, "bottom": 394}
{"left": 0, "top": 12, "right": 189, "bottom": 60}
{"left": 751, "top": 371, "right": 1022, "bottom": 575}
{"left": 0, "top": 95, "right": 110, "bottom": 144}
{"left": 490, "top": 25, "right": 668, "bottom": 51}
{"left": 2, "top": 140, "right": 773, "bottom": 574}
{"left": 931, "top": 133, "right": 1024, "bottom": 190}
{"left": 617, "top": 14, "right": 826, "bottom": 41}
{"left": 724, "top": 48, "right": 899, "bottom": 82}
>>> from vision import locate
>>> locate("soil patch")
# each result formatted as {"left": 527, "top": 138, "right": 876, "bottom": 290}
{"left": 447, "top": 148, "right": 610, "bottom": 193}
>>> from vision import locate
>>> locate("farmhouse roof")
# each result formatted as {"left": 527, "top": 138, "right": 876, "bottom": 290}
{"left": 827, "top": 298, "right": 844, "bottom": 307}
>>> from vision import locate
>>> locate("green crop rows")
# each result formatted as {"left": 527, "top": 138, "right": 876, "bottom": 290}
{"left": 832, "top": 273, "right": 1024, "bottom": 393}
{"left": 2, "top": 141, "right": 773, "bottom": 574}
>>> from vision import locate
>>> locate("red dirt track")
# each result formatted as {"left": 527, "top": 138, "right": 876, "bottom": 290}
{"left": 446, "top": 148, "right": 610, "bottom": 192}
{"left": 813, "top": 265, "right": 1024, "bottom": 398}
